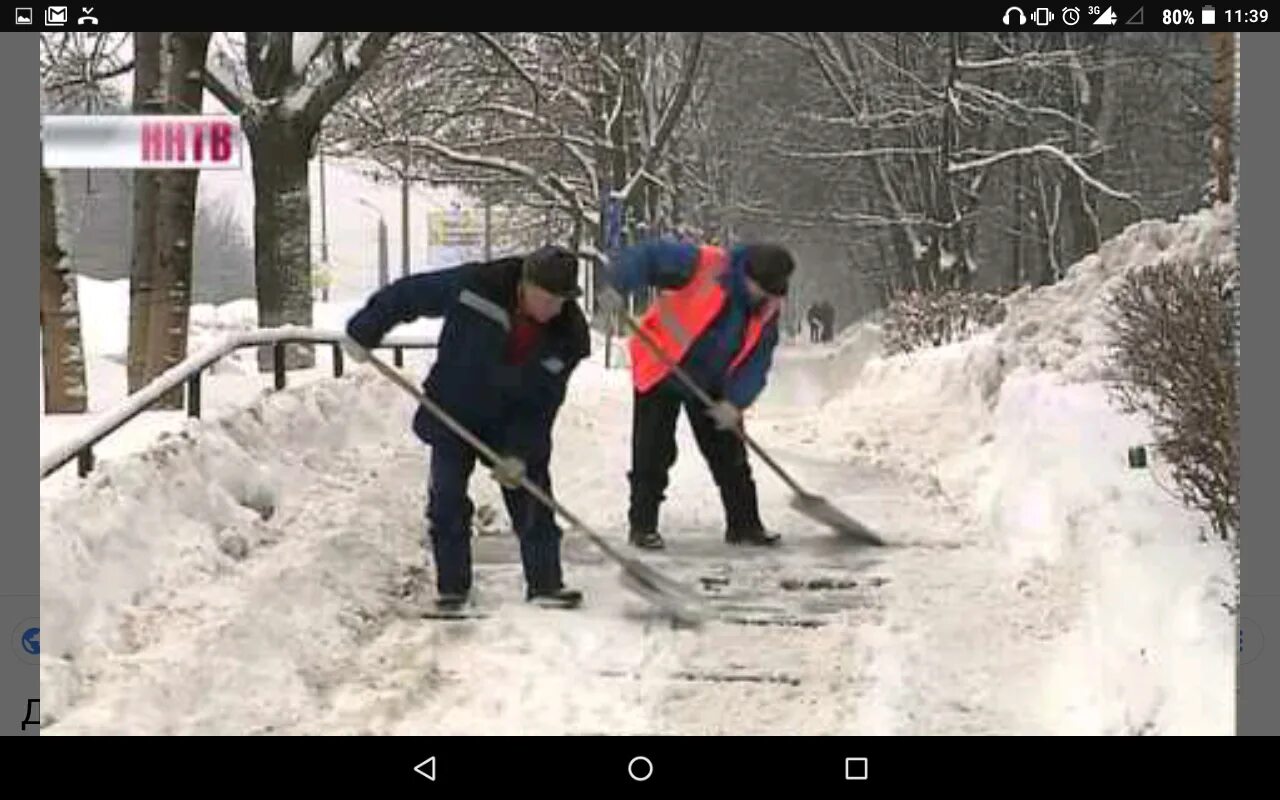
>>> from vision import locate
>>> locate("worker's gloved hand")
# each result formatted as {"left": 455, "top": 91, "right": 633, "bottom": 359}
{"left": 341, "top": 334, "right": 372, "bottom": 363}
{"left": 490, "top": 455, "right": 527, "bottom": 489}
{"left": 706, "top": 400, "right": 742, "bottom": 432}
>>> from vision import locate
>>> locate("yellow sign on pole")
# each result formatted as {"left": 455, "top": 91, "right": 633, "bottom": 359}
{"left": 429, "top": 203, "right": 484, "bottom": 248}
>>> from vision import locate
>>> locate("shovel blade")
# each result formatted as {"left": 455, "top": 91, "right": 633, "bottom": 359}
{"left": 791, "top": 492, "right": 886, "bottom": 546}
{"left": 618, "top": 559, "right": 711, "bottom": 627}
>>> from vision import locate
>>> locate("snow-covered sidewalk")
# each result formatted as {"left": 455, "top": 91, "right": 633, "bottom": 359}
{"left": 35, "top": 346, "right": 1122, "bottom": 735}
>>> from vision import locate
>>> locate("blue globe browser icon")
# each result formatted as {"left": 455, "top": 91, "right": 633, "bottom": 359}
{"left": 21, "top": 628, "right": 38, "bottom": 656}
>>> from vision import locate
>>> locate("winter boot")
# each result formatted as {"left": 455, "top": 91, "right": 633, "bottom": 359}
{"left": 720, "top": 475, "right": 777, "bottom": 546}
{"left": 725, "top": 527, "right": 781, "bottom": 546}
{"left": 435, "top": 592, "right": 470, "bottom": 612}
{"left": 628, "top": 528, "right": 665, "bottom": 549}
{"left": 527, "top": 586, "right": 584, "bottom": 609}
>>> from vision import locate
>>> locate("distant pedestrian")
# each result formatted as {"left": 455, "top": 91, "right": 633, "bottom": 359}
{"left": 807, "top": 303, "right": 823, "bottom": 342}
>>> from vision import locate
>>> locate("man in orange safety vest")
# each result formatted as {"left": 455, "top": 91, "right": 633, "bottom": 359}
{"left": 602, "top": 238, "right": 796, "bottom": 549}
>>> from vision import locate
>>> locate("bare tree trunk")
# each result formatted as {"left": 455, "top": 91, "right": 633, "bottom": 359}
{"left": 483, "top": 193, "right": 492, "bottom": 262}
{"left": 40, "top": 168, "right": 88, "bottom": 414}
{"left": 669, "top": 157, "right": 684, "bottom": 230}
{"left": 318, "top": 144, "right": 329, "bottom": 264}
{"left": 1012, "top": 129, "right": 1024, "bottom": 287}
{"left": 873, "top": 234, "right": 893, "bottom": 307}
{"left": 1210, "top": 32, "right": 1236, "bottom": 204}
{"left": 248, "top": 116, "right": 318, "bottom": 370}
{"left": 206, "top": 33, "right": 394, "bottom": 372}
{"left": 1034, "top": 164, "right": 1063, "bottom": 286}
{"left": 590, "top": 32, "right": 629, "bottom": 318}
{"left": 610, "top": 31, "right": 630, "bottom": 231}
{"left": 1061, "top": 35, "right": 1107, "bottom": 265}
{"left": 149, "top": 31, "right": 212, "bottom": 408}
{"left": 401, "top": 147, "right": 412, "bottom": 277}
{"left": 936, "top": 32, "right": 970, "bottom": 290}
{"left": 127, "top": 31, "right": 162, "bottom": 394}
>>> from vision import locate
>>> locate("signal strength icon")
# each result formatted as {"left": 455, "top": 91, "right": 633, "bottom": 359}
{"left": 1095, "top": 5, "right": 1118, "bottom": 22}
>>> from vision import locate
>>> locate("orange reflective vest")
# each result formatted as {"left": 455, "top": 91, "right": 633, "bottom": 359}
{"left": 630, "top": 245, "right": 780, "bottom": 393}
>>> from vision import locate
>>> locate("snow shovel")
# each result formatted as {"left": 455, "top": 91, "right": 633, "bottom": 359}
{"left": 606, "top": 289, "right": 886, "bottom": 547}
{"left": 360, "top": 348, "right": 713, "bottom": 626}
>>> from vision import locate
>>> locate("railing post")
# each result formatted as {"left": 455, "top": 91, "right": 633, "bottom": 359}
{"left": 274, "top": 342, "right": 286, "bottom": 390}
{"left": 77, "top": 447, "right": 94, "bottom": 478}
{"left": 187, "top": 372, "right": 202, "bottom": 419}
{"left": 394, "top": 346, "right": 404, "bottom": 367}
{"left": 333, "top": 343, "right": 344, "bottom": 378}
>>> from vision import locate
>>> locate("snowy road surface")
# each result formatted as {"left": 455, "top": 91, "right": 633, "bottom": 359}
{"left": 40, "top": 350, "right": 1085, "bottom": 736}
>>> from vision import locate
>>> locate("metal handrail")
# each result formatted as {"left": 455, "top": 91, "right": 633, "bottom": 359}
{"left": 40, "top": 326, "right": 437, "bottom": 480}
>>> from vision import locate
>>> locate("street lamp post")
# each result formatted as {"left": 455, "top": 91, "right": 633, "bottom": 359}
{"left": 356, "top": 197, "right": 389, "bottom": 289}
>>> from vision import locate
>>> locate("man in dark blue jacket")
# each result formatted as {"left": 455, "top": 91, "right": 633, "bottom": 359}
{"left": 344, "top": 246, "right": 591, "bottom": 612}
{"left": 604, "top": 239, "right": 794, "bottom": 550}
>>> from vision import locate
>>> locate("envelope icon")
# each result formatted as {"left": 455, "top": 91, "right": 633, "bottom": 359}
{"left": 46, "top": 6, "right": 68, "bottom": 24}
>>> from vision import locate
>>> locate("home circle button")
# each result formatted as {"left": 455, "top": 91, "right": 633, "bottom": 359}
{"left": 628, "top": 756, "right": 654, "bottom": 782}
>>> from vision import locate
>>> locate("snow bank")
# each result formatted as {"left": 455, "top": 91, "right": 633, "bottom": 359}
{"left": 1000, "top": 375, "right": 1235, "bottom": 734}
{"left": 993, "top": 207, "right": 1237, "bottom": 384}
{"left": 823, "top": 203, "right": 1235, "bottom": 488}
{"left": 40, "top": 371, "right": 415, "bottom": 725}
{"left": 758, "top": 322, "right": 885, "bottom": 413}
{"left": 804, "top": 329, "right": 1005, "bottom": 495}
{"left": 804, "top": 203, "right": 1237, "bottom": 734}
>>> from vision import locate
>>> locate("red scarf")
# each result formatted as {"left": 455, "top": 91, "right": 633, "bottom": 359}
{"left": 504, "top": 312, "right": 544, "bottom": 364}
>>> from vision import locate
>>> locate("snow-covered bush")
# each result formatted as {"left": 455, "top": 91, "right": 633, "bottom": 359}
{"left": 883, "top": 288, "right": 1007, "bottom": 356}
{"left": 1104, "top": 255, "right": 1240, "bottom": 541}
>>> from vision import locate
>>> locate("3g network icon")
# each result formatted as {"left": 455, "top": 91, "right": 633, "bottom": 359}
{"left": 41, "top": 114, "right": 244, "bottom": 170}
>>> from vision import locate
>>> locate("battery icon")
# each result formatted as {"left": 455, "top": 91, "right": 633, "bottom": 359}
{"left": 1202, "top": 5, "right": 1215, "bottom": 24}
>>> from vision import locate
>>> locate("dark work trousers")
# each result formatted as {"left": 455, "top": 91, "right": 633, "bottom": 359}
{"left": 425, "top": 432, "right": 564, "bottom": 597}
{"left": 627, "top": 380, "right": 765, "bottom": 536}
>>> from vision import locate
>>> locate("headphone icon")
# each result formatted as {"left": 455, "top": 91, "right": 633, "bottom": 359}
{"left": 1004, "top": 6, "right": 1026, "bottom": 23}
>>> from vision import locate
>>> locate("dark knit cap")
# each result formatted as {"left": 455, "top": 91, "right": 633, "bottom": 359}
{"left": 742, "top": 243, "right": 795, "bottom": 296}
{"left": 522, "top": 245, "right": 583, "bottom": 298}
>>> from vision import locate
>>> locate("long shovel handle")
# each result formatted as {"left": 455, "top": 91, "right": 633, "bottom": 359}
{"left": 362, "top": 350, "right": 718, "bottom": 612}
{"left": 364, "top": 353, "right": 611, "bottom": 552}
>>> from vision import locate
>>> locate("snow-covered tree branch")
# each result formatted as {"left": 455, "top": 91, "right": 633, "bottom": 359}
{"left": 949, "top": 143, "right": 1137, "bottom": 204}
